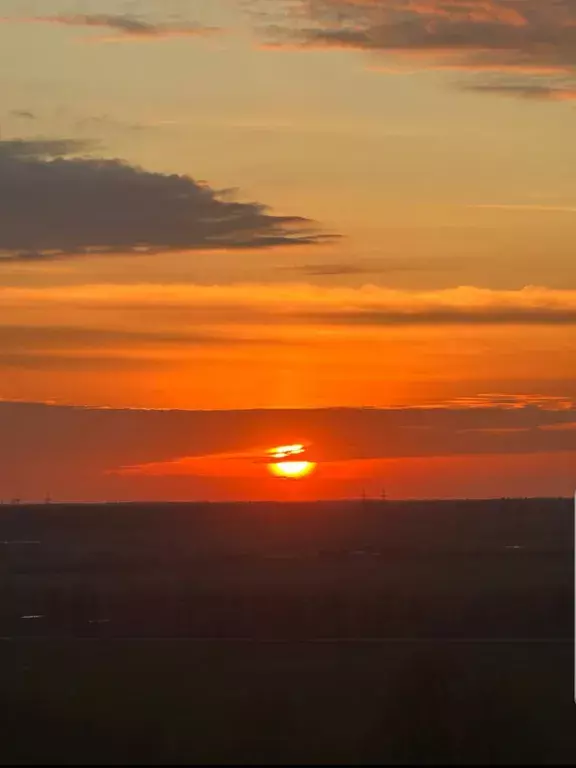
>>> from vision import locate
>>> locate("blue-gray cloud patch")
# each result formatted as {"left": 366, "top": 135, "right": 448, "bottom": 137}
{"left": 0, "top": 139, "right": 332, "bottom": 261}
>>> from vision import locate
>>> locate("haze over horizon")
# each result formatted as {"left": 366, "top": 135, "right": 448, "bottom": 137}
{"left": 1, "top": 0, "right": 575, "bottom": 500}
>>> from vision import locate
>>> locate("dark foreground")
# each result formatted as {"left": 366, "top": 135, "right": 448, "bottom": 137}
{"left": 0, "top": 498, "right": 574, "bottom": 764}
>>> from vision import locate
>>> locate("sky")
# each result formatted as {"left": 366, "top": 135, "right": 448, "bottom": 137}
{"left": 0, "top": 0, "right": 575, "bottom": 500}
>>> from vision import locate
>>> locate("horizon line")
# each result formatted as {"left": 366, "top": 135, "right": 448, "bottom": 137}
{"left": 1, "top": 496, "right": 570, "bottom": 507}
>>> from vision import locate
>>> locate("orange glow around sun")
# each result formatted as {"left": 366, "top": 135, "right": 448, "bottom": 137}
{"left": 267, "top": 444, "right": 317, "bottom": 479}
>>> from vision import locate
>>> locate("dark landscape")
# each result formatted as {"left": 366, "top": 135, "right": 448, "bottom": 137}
{"left": 1, "top": 497, "right": 574, "bottom": 764}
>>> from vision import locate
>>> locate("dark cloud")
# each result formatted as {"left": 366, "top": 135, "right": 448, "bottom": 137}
{"left": 0, "top": 139, "right": 330, "bottom": 261}
{"left": 260, "top": 0, "right": 576, "bottom": 100}
{"left": 4, "top": 14, "right": 220, "bottom": 40}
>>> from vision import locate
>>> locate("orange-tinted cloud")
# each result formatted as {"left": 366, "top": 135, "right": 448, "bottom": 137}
{"left": 3, "top": 282, "right": 576, "bottom": 326}
{"left": 258, "top": 0, "right": 576, "bottom": 100}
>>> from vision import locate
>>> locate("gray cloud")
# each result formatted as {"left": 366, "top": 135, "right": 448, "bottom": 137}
{"left": 260, "top": 0, "right": 576, "bottom": 100}
{"left": 0, "top": 139, "right": 331, "bottom": 261}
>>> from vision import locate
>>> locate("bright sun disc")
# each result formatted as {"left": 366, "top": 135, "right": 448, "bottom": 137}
{"left": 269, "top": 461, "right": 316, "bottom": 479}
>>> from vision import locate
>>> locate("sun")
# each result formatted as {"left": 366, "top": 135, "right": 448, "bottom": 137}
{"left": 269, "top": 460, "right": 316, "bottom": 479}
{"left": 267, "top": 444, "right": 316, "bottom": 479}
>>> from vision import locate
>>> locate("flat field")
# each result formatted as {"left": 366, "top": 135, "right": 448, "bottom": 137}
{"left": 0, "top": 498, "right": 573, "bottom": 764}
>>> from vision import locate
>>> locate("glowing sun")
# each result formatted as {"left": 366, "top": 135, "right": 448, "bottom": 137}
{"left": 267, "top": 444, "right": 316, "bottom": 479}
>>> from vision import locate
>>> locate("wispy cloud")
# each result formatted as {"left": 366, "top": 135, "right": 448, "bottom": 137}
{"left": 464, "top": 82, "right": 576, "bottom": 101}
{"left": 10, "top": 109, "right": 36, "bottom": 120}
{"left": 287, "top": 256, "right": 457, "bottom": 277}
{"left": 1, "top": 13, "right": 221, "bottom": 41}
{"left": 303, "top": 308, "right": 576, "bottom": 326}
{"left": 0, "top": 352, "right": 169, "bottom": 372}
{"left": 0, "top": 320, "right": 301, "bottom": 373}
{"left": 437, "top": 393, "right": 576, "bottom": 411}
{"left": 468, "top": 203, "right": 576, "bottom": 214}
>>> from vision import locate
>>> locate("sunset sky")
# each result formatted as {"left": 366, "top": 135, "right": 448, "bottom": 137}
{"left": 1, "top": 0, "right": 575, "bottom": 501}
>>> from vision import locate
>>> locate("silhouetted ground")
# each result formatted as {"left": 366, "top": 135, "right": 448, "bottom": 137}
{"left": 0, "top": 498, "right": 574, "bottom": 764}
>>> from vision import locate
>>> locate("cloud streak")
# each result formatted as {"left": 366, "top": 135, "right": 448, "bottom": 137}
{"left": 464, "top": 82, "right": 576, "bottom": 100}
{"left": 304, "top": 308, "right": 576, "bottom": 326}
{"left": 1, "top": 13, "right": 220, "bottom": 41}
{"left": 288, "top": 256, "right": 457, "bottom": 276}
{"left": 0, "top": 139, "right": 329, "bottom": 261}
{"left": 258, "top": 0, "right": 576, "bottom": 100}
{"left": 0, "top": 321, "right": 302, "bottom": 373}
{"left": 10, "top": 109, "right": 36, "bottom": 120}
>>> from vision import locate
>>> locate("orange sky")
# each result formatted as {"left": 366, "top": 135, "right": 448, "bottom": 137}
{"left": 0, "top": 0, "right": 575, "bottom": 499}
